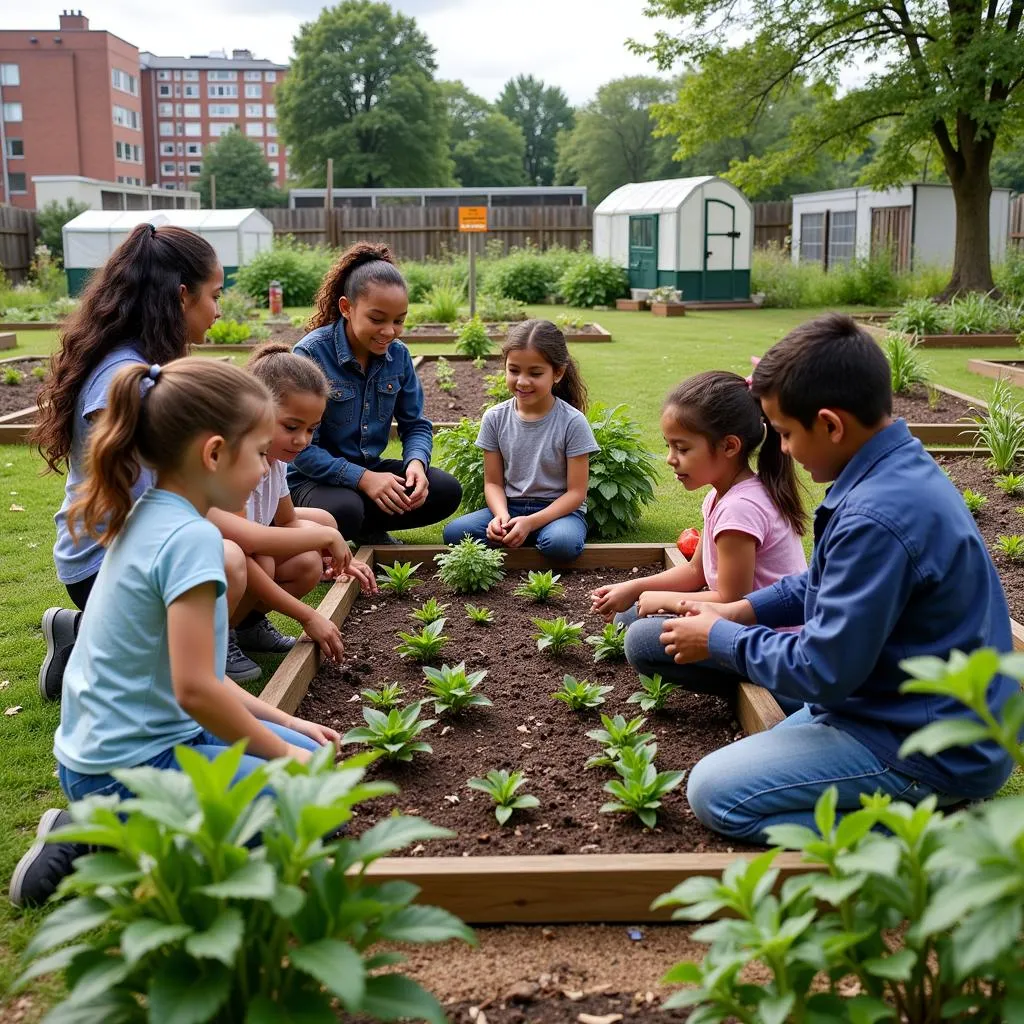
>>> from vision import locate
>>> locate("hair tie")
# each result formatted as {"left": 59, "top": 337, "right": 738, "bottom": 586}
{"left": 148, "top": 364, "right": 161, "bottom": 381}
{"left": 745, "top": 354, "right": 761, "bottom": 390}
{"left": 149, "top": 224, "right": 158, "bottom": 238}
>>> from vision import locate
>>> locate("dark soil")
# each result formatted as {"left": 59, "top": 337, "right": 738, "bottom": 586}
{"left": 297, "top": 565, "right": 752, "bottom": 856}
{"left": 932, "top": 453, "right": 1024, "bottom": 621}
{"left": 0, "top": 359, "right": 46, "bottom": 416}
{"left": 892, "top": 384, "right": 980, "bottom": 424}
{"left": 424, "top": 992, "right": 692, "bottom": 1022}
{"left": 419, "top": 356, "right": 501, "bottom": 423}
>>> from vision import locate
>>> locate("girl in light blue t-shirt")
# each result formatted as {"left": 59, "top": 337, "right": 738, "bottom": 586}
{"left": 11, "top": 358, "right": 341, "bottom": 908}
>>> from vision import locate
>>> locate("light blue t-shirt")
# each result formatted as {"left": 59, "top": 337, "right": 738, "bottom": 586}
{"left": 54, "top": 489, "right": 227, "bottom": 775}
{"left": 53, "top": 344, "right": 155, "bottom": 584}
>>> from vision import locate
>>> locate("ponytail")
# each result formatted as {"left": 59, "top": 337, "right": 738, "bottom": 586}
{"left": 309, "top": 241, "right": 407, "bottom": 330}
{"left": 503, "top": 319, "right": 589, "bottom": 412}
{"left": 248, "top": 342, "right": 329, "bottom": 402}
{"left": 754, "top": 421, "right": 806, "bottom": 536}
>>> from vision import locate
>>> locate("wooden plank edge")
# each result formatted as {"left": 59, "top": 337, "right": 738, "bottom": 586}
{"left": 0, "top": 423, "right": 33, "bottom": 443}
{"left": 1013, "top": 619, "right": 1024, "bottom": 652}
{"left": 907, "top": 423, "right": 980, "bottom": 444}
{"left": 932, "top": 382, "right": 989, "bottom": 411}
{"left": 370, "top": 543, "right": 675, "bottom": 571}
{"left": 0, "top": 334, "right": 17, "bottom": 351}
{"left": 0, "top": 404, "right": 36, "bottom": 425}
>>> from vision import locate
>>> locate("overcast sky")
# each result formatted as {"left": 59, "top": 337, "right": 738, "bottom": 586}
{"left": 11, "top": 1, "right": 676, "bottom": 105}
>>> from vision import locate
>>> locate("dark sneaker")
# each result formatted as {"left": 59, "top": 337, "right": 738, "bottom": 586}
{"left": 226, "top": 629, "right": 261, "bottom": 684}
{"left": 10, "top": 809, "right": 88, "bottom": 908}
{"left": 235, "top": 615, "right": 297, "bottom": 655}
{"left": 38, "top": 608, "right": 79, "bottom": 703}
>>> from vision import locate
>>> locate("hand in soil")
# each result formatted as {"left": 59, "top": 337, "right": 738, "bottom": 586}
{"left": 302, "top": 609, "right": 345, "bottom": 662}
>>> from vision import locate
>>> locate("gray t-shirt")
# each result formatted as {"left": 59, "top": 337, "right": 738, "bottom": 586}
{"left": 476, "top": 397, "right": 600, "bottom": 505}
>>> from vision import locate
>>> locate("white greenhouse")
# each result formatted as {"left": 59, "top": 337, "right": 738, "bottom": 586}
{"left": 62, "top": 209, "right": 274, "bottom": 295}
{"left": 593, "top": 177, "right": 753, "bottom": 302}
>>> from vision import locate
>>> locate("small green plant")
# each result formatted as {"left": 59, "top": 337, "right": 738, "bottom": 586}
{"left": 205, "top": 318, "right": 253, "bottom": 344}
{"left": 434, "top": 356, "right": 457, "bottom": 393}
{"left": 342, "top": 700, "right": 436, "bottom": 761}
{"left": 926, "top": 383, "right": 941, "bottom": 410}
{"left": 395, "top": 618, "right": 449, "bottom": 662}
{"left": 31, "top": 365, "right": 47, "bottom": 380}
{"left": 422, "top": 662, "right": 491, "bottom": 714}
{"left": 376, "top": 560, "right": 423, "bottom": 596}
{"left": 550, "top": 674, "right": 613, "bottom": 710}
{"left": 554, "top": 312, "right": 586, "bottom": 331}
{"left": 627, "top": 673, "right": 681, "bottom": 712}
{"left": 533, "top": 616, "right": 584, "bottom": 654}
{"left": 434, "top": 537, "right": 506, "bottom": 593}
{"left": 360, "top": 682, "right": 405, "bottom": 710}
{"left": 467, "top": 769, "right": 539, "bottom": 825}
{"left": 2, "top": 367, "right": 23, "bottom": 385}
{"left": 883, "top": 331, "right": 929, "bottom": 395}
{"left": 218, "top": 286, "right": 256, "bottom": 322}
{"left": 410, "top": 597, "right": 449, "bottom": 625}
{"left": 290, "top": 312, "right": 308, "bottom": 328}
{"left": 584, "top": 713, "right": 656, "bottom": 769}
{"left": 476, "top": 292, "right": 526, "bottom": 322}
{"left": 996, "top": 472, "right": 1024, "bottom": 496}
{"left": 600, "top": 745, "right": 684, "bottom": 828}
{"left": 435, "top": 419, "right": 486, "bottom": 511}
{"left": 889, "top": 296, "right": 945, "bottom": 336}
{"left": 972, "top": 378, "right": 1024, "bottom": 473}
{"left": 962, "top": 488, "right": 988, "bottom": 516}
{"left": 464, "top": 603, "right": 494, "bottom": 625}
{"left": 455, "top": 315, "right": 493, "bottom": 358}
{"left": 422, "top": 282, "right": 463, "bottom": 323}
{"left": 995, "top": 534, "right": 1024, "bottom": 560}
{"left": 249, "top": 322, "right": 271, "bottom": 342}
{"left": 513, "top": 569, "right": 565, "bottom": 603}
{"left": 586, "top": 621, "right": 627, "bottom": 662}
{"left": 648, "top": 286, "right": 682, "bottom": 304}
{"left": 482, "top": 372, "right": 513, "bottom": 408}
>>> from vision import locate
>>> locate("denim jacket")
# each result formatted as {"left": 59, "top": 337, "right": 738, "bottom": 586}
{"left": 708, "top": 420, "right": 1017, "bottom": 799}
{"left": 287, "top": 320, "right": 433, "bottom": 490}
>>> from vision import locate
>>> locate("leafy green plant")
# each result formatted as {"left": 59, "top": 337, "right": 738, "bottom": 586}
{"left": 533, "top": 616, "right": 584, "bottom": 654}
{"left": 889, "top": 296, "right": 945, "bottom": 336}
{"left": 455, "top": 316, "right": 493, "bottom": 358}
{"left": 941, "top": 291, "right": 1020, "bottom": 334}
{"left": 435, "top": 419, "right": 486, "bottom": 511}
{"left": 483, "top": 372, "right": 513, "bottom": 408}
{"left": 962, "top": 488, "right": 988, "bottom": 516}
{"left": 218, "top": 286, "right": 256, "bottom": 323}
{"left": 206, "top": 319, "right": 253, "bottom": 345}
{"left": 235, "top": 237, "right": 335, "bottom": 307}
{"left": 554, "top": 312, "right": 586, "bottom": 331}
{"left": 31, "top": 365, "right": 47, "bottom": 380}
{"left": 995, "top": 534, "right": 1024, "bottom": 560}
{"left": 422, "top": 282, "right": 463, "bottom": 323}
{"left": 648, "top": 286, "right": 682, "bottom": 304}
{"left": 971, "top": 377, "right": 1024, "bottom": 473}
{"left": 434, "top": 356, "right": 456, "bottom": 393}
{"left": 467, "top": 769, "right": 539, "bottom": 825}
{"left": 422, "top": 662, "right": 491, "bottom": 715}
{"left": 487, "top": 247, "right": 558, "bottom": 303}
{"left": 995, "top": 472, "right": 1024, "bottom": 496}
{"left": 290, "top": 313, "right": 308, "bottom": 328}
{"left": 883, "top": 331, "right": 929, "bottom": 395}
{"left": 410, "top": 597, "right": 449, "bottom": 625}
{"left": 376, "top": 560, "right": 423, "bottom": 597}
{"left": 464, "top": 603, "right": 494, "bottom": 625}
{"left": 627, "top": 673, "right": 681, "bottom": 712}
{"left": 3, "top": 367, "right": 23, "bottom": 385}
{"left": 513, "top": 569, "right": 565, "bottom": 603}
{"left": 249, "top": 322, "right": 271, "bottom": 342}
{"left": 342, "top": 700, "right": 437, "bottom": 761}
{"left": 476, "top": 292, "right": 526, "bottom": 322}
{"left": 557, "top": 255, "right": 629, "bottom": 307}
{"left": 359, "top": 682, "right": 405, "bottom": 710}
{"left": 14, "top": 743, "right": 471, "bottom": 1022}
{"left": 584, "top": 713, "right": 656, "bottom": 769}
{"left": 434, "top": 537, "right": 506, "bottom": 593}
{"left": 395, "top": 619, "right": 449, "bottom": 662}
{"left": 586, "top": 622, "right": 627, "bottom": 662}
{"left": 550, "top": 674, "right": 613, "bottom": 710}
{"left": 600, "top": 745, "right": 683, "bottom": 828}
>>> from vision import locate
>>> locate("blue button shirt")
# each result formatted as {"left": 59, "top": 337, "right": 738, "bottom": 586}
{"left": 709, "top": 420, "right": 1017, "bottom": 799}
{"left": 287, "top": 320, "right": 433, "bottom": 490}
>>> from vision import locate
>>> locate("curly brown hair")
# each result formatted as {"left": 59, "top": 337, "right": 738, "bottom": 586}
{"left": 308, "top": 241, "right": 407, "bottom": 330}
{"left": 32, "top": 223, "right": 219, "bottom": 474}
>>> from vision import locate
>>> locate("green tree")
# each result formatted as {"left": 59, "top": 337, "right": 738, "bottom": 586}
{"left": 197, "top": 129, "right": 285, "bottom": 209}
{"left": 498, "top": 74, "right": 575, "bottom": 186}
{"left": 442, "top": 81, "right": 526, "bottom": 187}
{"left": 35, "top": 198, "right": 89, "bottom": 264}
{"left": 277, "top": 0, "right": 453, "bottom": 188}
{"left": 635, "top": 0, "right": 1024, "bottom": 294}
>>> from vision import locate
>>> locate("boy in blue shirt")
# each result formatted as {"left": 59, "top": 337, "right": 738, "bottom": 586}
{"left": 658, "top": 313, "right": 1017, "bottom": 841}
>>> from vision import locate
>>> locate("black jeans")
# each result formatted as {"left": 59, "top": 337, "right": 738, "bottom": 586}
{"left": 290, "top": 460, "right": 463, "bottom": 541}
{"left": 65, "top": 573, "right": 98, "bottom": 613}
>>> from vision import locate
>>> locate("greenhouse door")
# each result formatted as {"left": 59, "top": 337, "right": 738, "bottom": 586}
{"left": 703, "top": 199, "right": 740, "bottom": 299}
{"left": 628, "top": 215, "right": 658, "bottom": 291}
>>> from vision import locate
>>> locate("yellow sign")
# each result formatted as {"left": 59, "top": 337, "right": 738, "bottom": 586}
{"left": 458, "top": 206, "right": 488, "bottom": 233}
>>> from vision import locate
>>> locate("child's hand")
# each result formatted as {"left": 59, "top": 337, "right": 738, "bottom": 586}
{"left": 637, "top": 591, "right": 683, "bottom": 618}
{"left": 502, "top": 516, "right": 531, "bottom": 548}
{"left": 302, "top": 610, "right": 345, "bottom": 663}
{"left": 486, "top": 514, "right": 509, "bottom": 543}
{"left": 591, "top": 581, "right": 638, "bottom": 620}
{"left": 285, "top": 744, "right": 314, "bottom": 764}
{"left": 343, "top": 559, "right": 377, "bottom": 595}
{"left": 325, "top": 531, "right": 353, "bottom": 575}
{"left": 659, "top": 605, "right": 723, "bottom": 663}
{"left": 287, "top": 715, "right": 341, "bottom": 747}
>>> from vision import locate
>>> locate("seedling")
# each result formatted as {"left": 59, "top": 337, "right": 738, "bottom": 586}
{"left": 410, "top": 597, "right": 449, "bottom": 625}
{"left": 422, "top": 662, "right": 492, "bottom": 714}
{"left": 483, "top": 372, "right": 513, "bottom": 406}
{"left": 466, "top": 769, "right": 539, "bottom": 825}
{"left": 972, "top": 378, "right": 1024, "bottom": 473}
{"left": 586, "top": 621, "right": 627, "bottom": 662}
{"left": 514, "top": 569, "right": 565, "bottom": 603}
{"left": 584, "top": 714, "right": 656, "bottom": 770}
{"left": 464, "top": 603, "right": 494, "bottom": 625}
{"left": 996, "top": 535, "right": 1024, "bottom": 561}
{"left": 627, "top": 673, "right": 681, "bottom": 712}
{"left": 996, "top": 473, "right": 1024, "bottom": 497}
{"left": 455, "top": 315, "right": 493, "bottom": 359}
{"left": 533, "top": 616, "right": 584, "bottom": 654}
{"left": 435, "top": 356, "right": 457, "bottom": 393}
{"left": 883, "top": 332, "right": 928, "bottom": 395}
{"left": 434, "top": 537, "right": 506, "bottom": 593}
{"left": 2, "top": 368, "right": 23, "bottom": 386}
{"left": 962, "top": 489, "right": 988, "bottom": 517}
{"left": 395, "top": 618, "right": 449, "bottom": 661}
{"left": 31, "top": 365, "right": 47, "bottom": 380}
{"left": 359, "top": 682, "right": 405, "bottom": 710}
{"left": 341, "top": 701, "right": 436, "bottom": 761}
{"left": 550, "top": 674, "right": 613, "bottom": 710}
{"left": 376, "top": 560, "right": 423, "bottom": 596}
{"left": 600, "top": 746, "right": 684, "bottom": 828}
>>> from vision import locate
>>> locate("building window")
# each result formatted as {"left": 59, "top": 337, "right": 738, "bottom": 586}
{"left": 158, "top": 102, "right": 173, "bottom": 116}
{"left": 265, "top": 103, "right": 276, "bottom": 118}
{"left": 268, "top": 161, "right": 279, "bottom": 177}
{"left": 246, "top": 122, "right": 264, "bottom": 137}
{"left": 2, "top": 102, "right": 23, "bottom": 122}
{"left": 186, "top": 142, "right": 202, "bottom": 156}
{"left": 209, "top": 122, "right": 235, "bottom": 137}
{"left": 5, "top": 138, "right": 24, "bottom": 158}
{"left": 799, "top": 213, "right": 826, "bottom": 263}
{"left": 161, "top": 161, "right": 176, "bottom": 175}
{"left": 244, "top": 70, "right": 262, "bottom": 81}
{"left": 209, "top": 103, "right": 239, "bottom": 117}
{"left": 111, "top": 68, "right": 138, "bottom": 95}
{"left": 1, "top": 64, "right": 19, "bottom": 87}
{"left": 184, "top": 122, "right": 202, "bottom": 137}
{"left": 245, "top": 103, "right": 263, "bottom": 117}
{"left": 159, "top": 121, "right": 173, "bottom": 137}
{"left": 209, "top": 70, "right": 238, "bottom": 81}
{"left": 158, "top": 84, "right": 171, "bottom": 97}
{"left": 265, "top": 70, "right": 277, "bottom": 82}
{"left": 266, "top": 121, "right": 277, "bottom": 137}
{"left": 244, "top": 84, "right": 262, "bottom": 99}
{"left": 183, "top": 70, "right": 199, "bottom": 81}
{"left": 208, "top": 84, "right": 238, "bottom": 98}
{"left": 187, "top": 163, "right": 202, "bottom": 176}
{"left": 266, "top": 142, "right": 279, "bottom": 157}
{"left": 160, "top": 142, "right": 175, "bottom": 156}
{"left": 157, "top": 70, "right": 171, "bottom": 81}
{"left": 7, "top": 172, "right": 27, "bottom": 193}
{"left": 183, "top": 103, "right": 200, "bottom": 118}
{"left": 173, "top": 70, "right": 181, "bottom": 81}
{"left": 183, "top": 84, "right": 200, "bottom": 98}
{"left": 827, "top": 210, "right": 857, "bottom": 267}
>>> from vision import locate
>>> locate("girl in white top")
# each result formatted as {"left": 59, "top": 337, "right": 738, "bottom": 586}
{"left": 209, "top": 344, "right": 376, "bottom": 662}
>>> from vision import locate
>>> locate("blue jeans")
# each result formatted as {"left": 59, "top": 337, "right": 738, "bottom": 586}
{"left": 443, "top": 499, "right": 588, "bottom": 562}
{"left": 58, "top": 721, "right": 321, "bottom": 804}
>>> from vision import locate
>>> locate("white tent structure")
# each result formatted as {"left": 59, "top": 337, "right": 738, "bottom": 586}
{"left": 62, "top": 209, "right": 274, "bottom": 295}
{"left": 593, "top": 177, "right": 753, "bottom": 302}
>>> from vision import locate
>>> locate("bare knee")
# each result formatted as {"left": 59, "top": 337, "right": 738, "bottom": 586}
{"left": 279, "top": 549, "right": 323, "bottom": 598}
{"left": 223, "top": 540, "right": 247, "bottom": 610}
{"left": 294, "top": 507, "right": 338, "bottom": 530}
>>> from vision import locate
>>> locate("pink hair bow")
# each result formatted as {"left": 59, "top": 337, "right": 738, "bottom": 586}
{"left": 745, "top": 355, "right": 761, "bottom": 390}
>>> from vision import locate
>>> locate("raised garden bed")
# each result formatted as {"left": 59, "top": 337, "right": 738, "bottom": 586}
{"left": 616, "top": 298, "right": 649, "bottom": 312}
{"left": 415, "top": 353, "right": 500, "bottom": 427}
{"left": 0, "top": 356, "right": 46, "bottom": 417}
{"left": 258, "top": 543, "right": 802, "bottom": 924}
{"left": 191, "top": 322, "right": 306, "bottom": 354}
{"left": 405, "top": 322, "right": 612, "bottom": 345}
{"left": 967, "top": 357, "right": 1024, "bottom": 389}
{"left": 896, "top": 382, "right": 983, "bottom": 445}
{"left": 0, "top": 332, "right": 16, "bottom": 351}
{"left": 861, "top": 321, "right": 1018, "bottom": 349}
{"left": 0, "top": 321, "right": 62, "bottom": 332}
{"left": 650, "top": 302, "right": 685, "bottom": 318}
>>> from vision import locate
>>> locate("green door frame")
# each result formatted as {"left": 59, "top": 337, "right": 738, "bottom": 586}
{"left": 703, "top": 199, "right": 740, "bottom": 299}
{"left": 628, "top": 215, "right": 658, "bottom": 291}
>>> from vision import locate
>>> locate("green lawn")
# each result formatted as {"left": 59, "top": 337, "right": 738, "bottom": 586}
{"left": 0, "top": 304, "right": 1021, "bottom": 1013}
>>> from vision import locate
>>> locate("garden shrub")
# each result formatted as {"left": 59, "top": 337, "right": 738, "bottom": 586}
{"left": 36, "top": 198, "right": 89, "bottom": 265}
{"left": 486, "top": 247, "right": 558, "bottom": 304}
{"left": 402, "top": 261, "right": 436, "bottom": 303}
{"left": 29, "top": 245, "right": 68, "bottom": 300}
{"left": 435, "top": 419, "right": 486, "bottom": 512}
{"left": 890, "top": 296, "right": 945, "bottom": 335}
{"left": 421, "top": 282, "right": 464, "bottom": 323}
{"left": 557, "top": 256, "right": 629, "bottom": 308}
{"left": 996, "top": 247, "right": 1024, "bottom": 301}
{"left": 206, "top": 319, "right": 253, "bottom": 344}
{"left": 476, "top": 292, "right": 526, "bottom": 322}
{"left": 235, "top": 237, "right": 332, "bottom": 307}
{"left": 218, "top": 287, "right": 256, "bottom": 323}
{"left": 455, "top": 316, "right": 493, "bottom": 358}
{"left": 14, "top": 743, "right": 473, "bottom": 1022}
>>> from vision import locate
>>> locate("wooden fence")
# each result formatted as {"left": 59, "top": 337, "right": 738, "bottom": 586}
{"left": 0, "top": 207, "right": 39, "bottom": 285}
{"left": 753, "top": 200, "right": 791, "bottom": 250}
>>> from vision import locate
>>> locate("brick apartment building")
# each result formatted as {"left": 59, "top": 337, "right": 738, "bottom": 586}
{"left": 0, "top": 11, "right": 145, "bottom": 209}
{"left": 140, "top": 50, "right": 289, "bottom": 194}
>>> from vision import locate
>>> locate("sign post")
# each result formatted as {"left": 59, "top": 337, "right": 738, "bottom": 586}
{"left": 458, "top": 206, "right": 488, "bottom": 318}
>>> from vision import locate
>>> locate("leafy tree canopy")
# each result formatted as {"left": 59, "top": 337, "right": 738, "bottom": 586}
{"left": 498, "top": 74, "right": 575, "bottom": 186}
{"left": 197, "top": 129, "right": 285, "bottom": 209}
{"left": 442, "top": 81, "right": 527, "bottom": 187}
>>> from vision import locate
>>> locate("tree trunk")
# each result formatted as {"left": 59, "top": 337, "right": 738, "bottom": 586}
{"left": 940, "top": 147, "right": 997, "bottom": 298}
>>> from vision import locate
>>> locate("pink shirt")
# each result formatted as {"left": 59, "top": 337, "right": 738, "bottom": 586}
{"left": 701, "top": 476, "right": 807, "bottom": 595}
